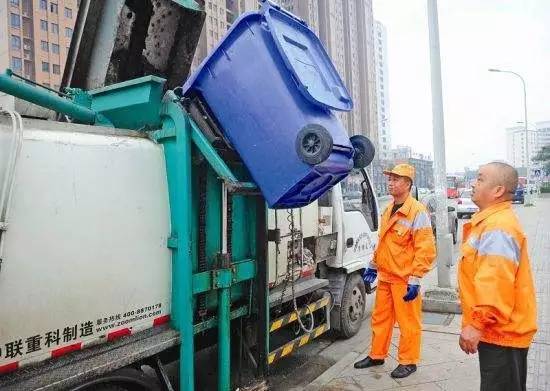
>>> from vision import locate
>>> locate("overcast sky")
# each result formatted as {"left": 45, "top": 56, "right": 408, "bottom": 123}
{"left": 372, "top": 0, "right": 550, "bottom": 172}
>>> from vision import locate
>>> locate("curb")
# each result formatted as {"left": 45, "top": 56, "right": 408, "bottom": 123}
{"left": 303, "top": 351, "right": 361, "bottom": 391}
{"left": 422, "top": 298, "right": 462, "bottom": 314}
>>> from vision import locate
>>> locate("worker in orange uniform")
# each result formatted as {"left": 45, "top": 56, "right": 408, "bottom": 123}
{"left": 355, "top": 164, "right": 436, "bottom": 378}
{"left": 458, "top": 162, "right": 537, "bottom": 391}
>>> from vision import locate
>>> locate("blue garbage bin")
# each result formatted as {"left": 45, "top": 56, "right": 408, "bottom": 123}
{"left": 182, "top": 0, "right": 355, "bottom": 208}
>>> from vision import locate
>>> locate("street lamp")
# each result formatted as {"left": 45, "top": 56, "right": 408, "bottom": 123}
{"left": 489, "top": 68, "right": 533, "bottom": 205}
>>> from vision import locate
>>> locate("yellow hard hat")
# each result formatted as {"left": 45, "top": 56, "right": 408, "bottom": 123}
{"left": 383, "top": 163, "right": 415, "bottom": 181}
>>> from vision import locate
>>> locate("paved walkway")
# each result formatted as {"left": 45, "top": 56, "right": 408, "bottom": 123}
{"left": 304, "top": 198, "right": 550, "bottom": 391}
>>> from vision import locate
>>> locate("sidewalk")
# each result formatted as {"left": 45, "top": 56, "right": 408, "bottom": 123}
{"left": 304, "top": 198, "right": 550, "bottom": 391}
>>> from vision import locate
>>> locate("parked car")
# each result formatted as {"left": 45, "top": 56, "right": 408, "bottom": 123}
{"left": 456, "top": 189, "right": 479, "bottom": 219}
{"left": 422, "top": 195, "right": 459, "bottom": 245}
{"left": 513, "top": 187, "right": 525, "bottom": 204}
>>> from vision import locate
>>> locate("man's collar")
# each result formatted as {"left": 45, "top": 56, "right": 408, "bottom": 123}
{"left": 470, "top": 201, "right": 512, "bottom": 226}
{"left": 389, "top": 194, "right": 414, "bottom": 216}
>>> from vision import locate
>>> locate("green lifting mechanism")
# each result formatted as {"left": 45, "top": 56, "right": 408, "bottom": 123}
{"left": 0, "top": 70, "right": 269, "bottom": 391}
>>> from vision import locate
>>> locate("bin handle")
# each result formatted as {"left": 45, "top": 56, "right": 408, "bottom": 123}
{"left": 260, "top": 0, "right": 307, "bottom": 26}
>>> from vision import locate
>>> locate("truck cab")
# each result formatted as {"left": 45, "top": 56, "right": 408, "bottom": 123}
{"left": 267, "top": 168, "right": 379, "bottom": 339}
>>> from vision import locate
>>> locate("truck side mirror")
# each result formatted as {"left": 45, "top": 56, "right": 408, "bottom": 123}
{"left": 411, "top": 185, "right": 419, "bottom": 200}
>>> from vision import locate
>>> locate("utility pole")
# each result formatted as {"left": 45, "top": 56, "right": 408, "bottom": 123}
{"left": 427, "top": 0, "right": 452, "bottom": 288}
{"left": 489, "top": 69, "right": 532, "bottom": 205}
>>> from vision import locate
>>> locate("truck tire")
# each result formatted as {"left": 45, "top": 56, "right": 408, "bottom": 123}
{"left": 336, "top": 273, "right": 366, "bottom": 339}
{"left": 73, "top": 368, "right": 160, "bottom": 391}
{"left": 87, "top": 386, "right": 129, "bottom": 391}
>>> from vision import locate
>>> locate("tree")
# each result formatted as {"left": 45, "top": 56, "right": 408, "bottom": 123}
{"left": 533, "top": 145, "right": 550, "bottom": 175}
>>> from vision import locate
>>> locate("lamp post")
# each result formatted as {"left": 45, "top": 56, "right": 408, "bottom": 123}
{"left": 489, "top": 68, "right": 532, "bottom": 205}
{"left": 428, "top": 0, "right": 452, "bottom": 288}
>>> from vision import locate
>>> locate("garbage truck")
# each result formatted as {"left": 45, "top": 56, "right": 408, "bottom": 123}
{"left": 0, "top": 1, "right": 379, "bottom": 390}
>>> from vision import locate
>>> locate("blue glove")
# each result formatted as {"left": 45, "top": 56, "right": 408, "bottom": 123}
{"left": 363, "top": 268, "right": 377, "bottom": 284}
{"left": 403, "top": 284, "right": 420, "bottom": 302}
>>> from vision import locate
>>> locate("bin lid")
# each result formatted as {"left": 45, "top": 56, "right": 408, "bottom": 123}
{"left": 262, "top": 1, "right": 353, "bottom": 112}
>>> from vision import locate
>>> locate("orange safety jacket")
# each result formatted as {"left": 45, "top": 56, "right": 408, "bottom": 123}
{"left": 458, "top": 201, "right": 537, "bottom": 348}
{"left": 372, "top": 195, "right": 436, "bottom": 284}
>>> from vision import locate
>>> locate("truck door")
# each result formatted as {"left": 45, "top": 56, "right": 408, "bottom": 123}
{"left": 329, "top": 169, "right": 379, "bottom": 271}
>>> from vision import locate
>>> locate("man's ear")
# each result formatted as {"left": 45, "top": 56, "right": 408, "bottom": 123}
{"left": 493, "top": 185, "right": 507, "bottom": 199}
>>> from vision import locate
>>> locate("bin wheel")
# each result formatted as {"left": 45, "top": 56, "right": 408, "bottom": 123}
{"left": 296, "top": 125, "right": 333, "bottom": 165}
{"left": 350, "top": 135, "right": 375, "bottom": 168}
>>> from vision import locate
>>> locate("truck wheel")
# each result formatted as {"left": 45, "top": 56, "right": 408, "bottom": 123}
{"left": 87, "top": 386, "right": 129, "bottom": 391}
{"left": 337, "top": 273, "right": 366, "bottom": 339}
{"left": 73, "top": 368, "right": 160, "bottom": 391}
{"left": 296, "top": 124, "right": 333, "bottom": 165}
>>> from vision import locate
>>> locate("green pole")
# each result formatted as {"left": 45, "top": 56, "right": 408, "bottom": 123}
{"left": 157, "top": 93, "right": 195, "bottom": 391}
{"left": 0, "top": 69, "right": 98, "bottom": 124}
{"left": 218, "top": 285, "right": 231, "bottom": 391}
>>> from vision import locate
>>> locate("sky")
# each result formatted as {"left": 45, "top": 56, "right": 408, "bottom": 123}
{"left": 372, "top": 0, "right": 550, "bottom": 172}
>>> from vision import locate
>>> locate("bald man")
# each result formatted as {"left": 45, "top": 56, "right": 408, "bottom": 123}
{"left": 458, "top": 162, "right": 537, "bottom": 391}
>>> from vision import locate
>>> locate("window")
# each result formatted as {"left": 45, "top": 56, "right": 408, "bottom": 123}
{"left": 42, "top": 61, "right": 50, "bottom": 72}
{"left": 40, "top": 0, "right": 47, "bottom": 10}
{"left": 52, "top": 43, "right": 59, "bottom": 54}
{"left": 51, "top": 23, "right": 59, "bottom": 34}
{"left": 11, "top": 35, "right": 21, "bottom": 49}
{"left": 10, "top": 0, "right": 19, "bottom": 6}
{"left": 11, "top": 13, "right": 20, "bottom": 28}
{"left": 24, "top": 60, "right": 33, "bottom": 76}
{"left": 65, "top": 27, "right": 73, "bottom": 38}
{"left": 41, "top": 40, "right": 49, "bottom": 51}
{"left": 11, "top": 57, "right": 22, "bottom": 71}
{"left": 341, "top": 169, "right": 378, "bottom": 231}
{"left": 40, "top": 19, "right": 48, "bottom": 31}
{"left": 64, "top": 7, "right": 72, "bottom": 18}
{"left": 50, "top": 2, "right": 58, "bottom": 13}
{"left": 52, "top": 64, "right": 60, "bottom": 74}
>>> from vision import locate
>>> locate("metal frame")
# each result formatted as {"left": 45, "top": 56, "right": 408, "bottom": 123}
{"left": 0, "top": 73, "right": 273, "bottom": 391}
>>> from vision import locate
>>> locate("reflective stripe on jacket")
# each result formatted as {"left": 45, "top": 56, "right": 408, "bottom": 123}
{"left": 373, "top": 195, "right": 436, "bottom": 284}
{"left": 458, "top": 201, "right": 537, "bottom": 348}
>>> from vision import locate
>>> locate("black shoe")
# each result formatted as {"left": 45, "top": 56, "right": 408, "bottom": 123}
{"left": 354, "top": 356, "right": 385, "bottom": 369}
{"left": 390, "top": 364, "right": 417, "bottom": 378}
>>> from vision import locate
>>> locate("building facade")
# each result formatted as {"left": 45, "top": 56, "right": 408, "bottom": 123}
{"left": 2, "top": 0, "right": 78, "bottom": 90}
{"left": 506, "top": 125, "right": 538, "bottom": 168}
{"left": 535, "top": 121, "right": 550, "bottom": 152}
{"left": 374, "top": 20, "right": 390, "bottom": 159}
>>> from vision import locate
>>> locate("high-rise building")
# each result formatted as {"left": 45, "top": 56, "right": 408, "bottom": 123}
{"left": 374, "top": 20, "right": 390, "bottom": 159}
{"left": 2, "top": 0, "right": 78, "bottom": 90}
{"left": 506, "top": 125, "right": 537, "bottom": 168}
{"left": 192, "top": 0, "right": 259, "bottom": 70}
{"left": 318, "top": 0, "right": 378, "bottom": 141}
{"left": 535, "top": 121, "right": 550, "bottom": 153}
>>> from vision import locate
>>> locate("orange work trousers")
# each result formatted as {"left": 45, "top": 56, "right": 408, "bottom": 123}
{"left": 369, "top": 280, "right": 422, "bottom": 365}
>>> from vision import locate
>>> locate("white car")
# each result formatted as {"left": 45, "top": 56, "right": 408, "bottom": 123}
{"left": 456, "top": 189, "right": 479, "bottom": 219}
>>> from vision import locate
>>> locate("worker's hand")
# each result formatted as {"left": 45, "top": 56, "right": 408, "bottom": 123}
{"left": 363, "top": 268, "right": 377, "bottom": 284}
{"left": 459, "top": 325, "right": 482, "bottom": 354}
{"left": 403, "top": 284, "right": 420, "bottom": 302}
